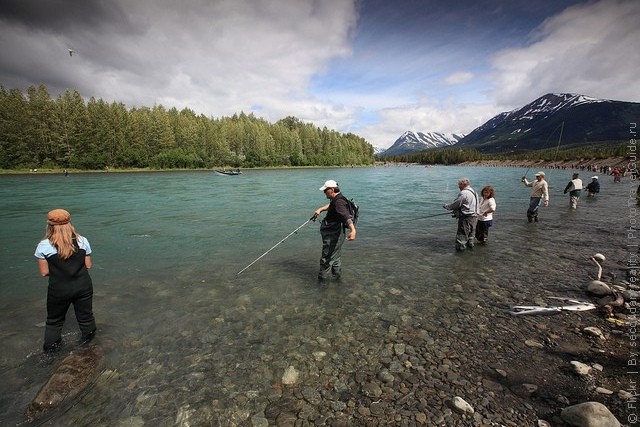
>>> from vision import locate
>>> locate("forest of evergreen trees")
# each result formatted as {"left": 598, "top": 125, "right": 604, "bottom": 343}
{"left": 0, "top": 84, "right": 374, "bottom": 170}
{"left": 380, "top": 142, "right": 628, "bottom": 165}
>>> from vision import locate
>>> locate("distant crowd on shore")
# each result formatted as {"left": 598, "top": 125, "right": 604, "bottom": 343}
{"left": 458, "top": 156, "right": 631, "bottom": 173}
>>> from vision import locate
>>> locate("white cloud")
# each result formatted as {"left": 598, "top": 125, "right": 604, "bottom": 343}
{"left": 491, "top": 0, "right": 640, "bottom": 107}
{"left": 0, "top": 0, "right": 359, "bottom": 121}
{"left": 356, "top": 98, "right": 499, "bottom": 149}
{"left": 443, "top": 71, "right": 474, "bottom": 85}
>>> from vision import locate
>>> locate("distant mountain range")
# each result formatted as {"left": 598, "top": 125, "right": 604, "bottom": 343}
{"left": 379, "top": 131, "right": 464, "bottom": 156}
{"left": 378, "top": 93, "right": 640, "bottom": 157}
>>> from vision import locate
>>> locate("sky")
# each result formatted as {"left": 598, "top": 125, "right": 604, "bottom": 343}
{"left": 0, "top": 0, "right": 638, "bottom": 149}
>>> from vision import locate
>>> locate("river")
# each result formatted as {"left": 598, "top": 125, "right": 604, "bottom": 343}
{"left": 0, "top": 166, "right": 631, "bottom": 425}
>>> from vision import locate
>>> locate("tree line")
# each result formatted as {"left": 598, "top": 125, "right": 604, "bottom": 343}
{"left": 380, "top": 148, "right": 487, "bottom": 164}
{"left": 379, "top": 142, "right": 628, "bottom": 165}
{"left": 0, "top": 84, "right": 374, "bottom": 170}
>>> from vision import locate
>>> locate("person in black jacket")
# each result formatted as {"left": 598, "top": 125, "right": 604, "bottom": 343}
{"left": 585, "top": 176, "right": 600, "bottom": 197}
{"left": 313, "top": 180, "right": 357, "bottom": 281}
{"left": 34, "top": 209, "right": 96, "bottom": 352}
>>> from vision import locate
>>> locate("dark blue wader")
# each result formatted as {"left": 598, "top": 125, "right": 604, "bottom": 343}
{"left": 44, "top": 243, "right": 96, "bottom": 351}
{"left": 319, "top": 220, "right": 346, "bottom": 280}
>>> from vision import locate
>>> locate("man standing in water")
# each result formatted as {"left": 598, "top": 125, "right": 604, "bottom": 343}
{"left": 443, "top": 178, "right": 479, "bottom": 251}
{"left": 313, "top": 180, "right": 356, "bottom": 282}
{"left": 585, "top": 176, "right": 600, "bottom": 197}
{"left": 563, "top": 172, "right": 583, "bottom": 209}
{"left": 522, "top": 171, "right": 549, "bottom": 222}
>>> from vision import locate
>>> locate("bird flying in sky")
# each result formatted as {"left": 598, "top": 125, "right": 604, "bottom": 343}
{"left": 68, "top": 49, "right": 74, "bottom": 57}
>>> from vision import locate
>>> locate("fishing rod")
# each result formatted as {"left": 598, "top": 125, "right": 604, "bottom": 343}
{"left": 406, "top": 211, "right": 452, "bottom": 221}
{"left": 236, "top": 217, "right": 315, "bottom": 276}
{"left": 552, "top": 121, "right": 565, "bottom": 163}
{"left": 522, "top": 121, "right": 565, "bottom": 180}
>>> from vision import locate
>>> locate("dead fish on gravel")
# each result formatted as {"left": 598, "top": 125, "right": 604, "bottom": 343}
{"left": 508, "top": 297, "right": 596, "bottom": 316}
{"left": 26, "top": 345, "right": 103, "bottom": 422}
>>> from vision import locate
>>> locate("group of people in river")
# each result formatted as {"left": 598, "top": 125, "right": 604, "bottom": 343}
{"left": 442, "top": 178, "right": 496, "bottom": 251}
{"left": 440, "top": 170, "right": 608, "bottom": 252}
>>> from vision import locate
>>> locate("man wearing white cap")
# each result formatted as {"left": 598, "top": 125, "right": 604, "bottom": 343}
{"left": 313, "top": 180, "right": 357, "bottom": 281}
{"left": 521, "top": 171, "right": 549, "bottom": 222}
{"left": 585, "top": 176, "right": 600, "bottom": 197}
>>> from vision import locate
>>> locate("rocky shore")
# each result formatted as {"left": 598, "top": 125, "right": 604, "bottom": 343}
{"left": 155, "top": 276, "right": 632, "bottom": 427}
{"left": 459, "top": 156, "right": 630, "bottom": 172}
{"left": 139, "top": 254, "right": 634, "bottom": 427}
{"left": 254, "top": 293, "right": 632, "bottom": 427}
{"left": 29, "top": 266, "right": 635, "bottom": 427}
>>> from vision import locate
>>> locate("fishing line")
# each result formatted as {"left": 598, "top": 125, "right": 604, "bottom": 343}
{"left": 552, "top": 121, "right": 565, "bottom": 163}
{"left": 522, "top": 121, "right": 565, "bottom": 180}
{"left": 236, "top": 217, "right": 314, "bottom": 276}
{"left": 406, "top": 211, "right": 452, "bottom": 222}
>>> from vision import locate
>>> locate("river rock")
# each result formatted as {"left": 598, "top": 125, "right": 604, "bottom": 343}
{"left": 450, "top": 396, "right": 474, "bottom": 415}
{"left": 377, "top": 369, "right": 395, "bottom": 384}
{"left": 583, "top": 326, "right": 606, "bottom": 340}
{"left": 525, "top": 339, "right": 544, "bottom": 348}
{"left": 495, "top": 368, "right": 507, "bottom": 378}
{"left": 570, "top": 361, "right": 592, "bottom": 376}
{"left": 26, "top": 345, "right": 103, "bottom": 422}
{"left": 312, "top": 351, "right": 327, "bottom": 361}
{"left": 362, "top": 381, "right": 383, "bottom": 398}
{"left": 560, "top": 401, "right": 621, "bottom": 427}
{"left": 624, "top": 289, "right": 640, "bottom": 300}
{"left": 281, "top": 366, "right": 299, "bottom": 385}
{"left": 511, "top": 383, "right": 538, "bottom": 398}
{"left": 618, "top": 390, "right": 633, "bottom": 399}
{"left": 251, "top": 415, "right": 269, "bottom": 427}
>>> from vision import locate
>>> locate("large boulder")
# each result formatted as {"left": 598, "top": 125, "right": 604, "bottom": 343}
{"left": 561, "top": 401, "right": 620, "bottom": 427}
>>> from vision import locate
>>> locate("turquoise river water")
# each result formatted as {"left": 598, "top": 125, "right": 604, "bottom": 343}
{"left": 0, "top": 166, "right": 632, "bottom": 425}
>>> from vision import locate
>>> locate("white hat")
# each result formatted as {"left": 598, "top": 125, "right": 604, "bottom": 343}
{"left": 535, "top": 171, "right": 545, "bottom": 177}
{"left": 591, "top": 176, "right": 598, "bottom": 179}
{"left": 319, "top": 179, "right": 338, "bottom": 191}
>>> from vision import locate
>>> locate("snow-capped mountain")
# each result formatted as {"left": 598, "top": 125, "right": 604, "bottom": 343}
{"left": 379, "top": 131, "right": 464, "bottom": 157}
{"left": 457, "top": 93, "right": 639, "bottom": 153}
{"left": 467, "top": 93, "right": 605, "bottom": 135}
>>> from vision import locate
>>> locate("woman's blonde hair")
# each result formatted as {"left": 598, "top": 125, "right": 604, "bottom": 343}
{"left": 45, "top": 223, "right": 80, "bottom": 260}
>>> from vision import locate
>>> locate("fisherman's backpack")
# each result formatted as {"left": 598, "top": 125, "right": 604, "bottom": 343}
{"left": 346, "top": 198, "right": 359, "bottom": 226}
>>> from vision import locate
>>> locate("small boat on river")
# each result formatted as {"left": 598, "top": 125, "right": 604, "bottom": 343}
{"left": 215, "top": 169, "right": 242, "bottom": 175}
